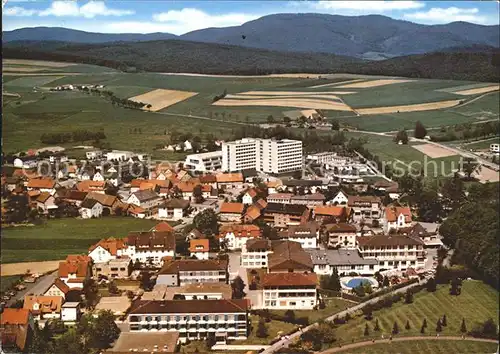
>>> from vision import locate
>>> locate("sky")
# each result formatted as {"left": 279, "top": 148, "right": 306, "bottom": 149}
{"left": 2, "top": 1, "right": 499, "bottom": 35}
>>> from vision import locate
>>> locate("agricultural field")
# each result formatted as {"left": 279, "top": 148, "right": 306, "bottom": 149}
{"left": 1, "top": 217, "right": 159, "bottom": 263}
{"left": 330, "top": 281, "right": 498, "bottom": 346}
{"left": 459, "top": 137, "right": 500, "bottom": 150}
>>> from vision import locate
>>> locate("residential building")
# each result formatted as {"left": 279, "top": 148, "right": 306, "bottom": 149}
{"left": 222, "top": 138, "right": 303, "bottom": 174}
{"left": 61, "top": 190, "right": 87, "bottom": 206}
{"left": 218, "top": 202, "right": 244, "bottom": 222}
{"left": 151, "top": 222, "right": 175, "bottom": 233}
{"left": 263, "top": 203, "right": 309, "bottom": 227}
{"left": 189, "top": 239, "right": 210, "bottom": 260}
{"left": 218, "top": 224, "right": 261, "bottom": 250}
{"left": 384, "top": 206, "right": 412, "bottom": 232}
{"left": 93, "top": 257, "right": 132, "bottom": 279}
{"left": 92, "top": 171, "right": 104, "bottom": 182}
{"left": 85, "top": 150, "right": 102, "bottom": 160}
{"left": 267, "top": 193, "right": 293, "bottom": 204}
{"left": 79, "top": 198, "right": 103, "bottom": 219}
{"left": 262, "top": 273, "right": 318, "bottom": 310}
{"left": 357, "top": 234, "right": 426, "bottom": 270}
{"left": 242, "top": 188, "right": 258, "bottom": 205}
{"left": 325, "top": 223, "right": 358, "bottom": 249}
{"left": 158, "top": 199, "right": 190, "bottom": 220}
{"left": 126, "top": 189, "right": 163, "bottom": 209}
{"left": 58, "top": 255, "right": 91, "bottom": 289}
{"left": 268, "top": 241, "right": 313, "bottom": 273}
{"left": 105, "top": 150, "right": 135, "bottom": 161}
{"left": 23, "top": 295, "right": 63, "bottom": 321}
{"left": 243, "top": 204, "right": 263, "bottom": 223}
{"left": 313, "top": 205, "right": 349, "bottom": 223}
{"left": 76, "top": 180, "right": 107, "bottom": 193}
{"left": 165, "top": 283, "right": 232, "bottom": 301}
{"left": 44, "top": 279, "right": 70, "bottom": 299}
{"left": 85, "top": 192, "right": 122, "bottom": 215}
{"left": 35, "top": 192, "right": 58, "bottom": 214}
{"left": 88, "top": 238, "right": 127, "bottom": 263}
{"left": 409, "top": 222, "right": 444, "bottom": 249}
{"left": 157, "top": 259, "right": 228, "bottom": 286}
{"left": 184, "top": 151, "right": 223, "bottom": 172}
{"left": 0, "top": 308, "right": 35, "bottom": 353}
{"left": 330, "top": 190, "right": 349, "bottom": 205}
{"left": 490, "top": 143, "right": 500, "bottom": 154}
{"left": 290, "top": 193, "right": 325, "bottom": 207}
{"left": 125, "top": 231, "right": 176, "bottom": 266}
{"left": 105, "top": 332, "right": 179, "bottom": 354}
{"left": 308, "top": 249, "right": 378, "bottom": 276}
{"left": 348, "top": 195, "right": 382, "bottom": 222}
{"left": 61, "top": 302, "right": 81, "bottom": 322}
{"left": 216, "top": 173, "right": 244, "bottom": 188}
{"left": 26, "top": 177, "right": 57, "bottom": 195}
{"left": 95, "top": 296, "right": 131, "bottom": 317}
{"left": 127, "top": 299, "right": 250, "bottom": 343}
{"left": 278, "top": 222, "right": 318, "bottom": 249}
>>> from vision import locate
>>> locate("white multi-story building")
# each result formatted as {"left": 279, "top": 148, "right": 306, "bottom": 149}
{"left": 222, "top": 138, "right": 303, "bottom": 174}
{"left": 308, "top": 249, "right": 379, "bottom": 276}
{"left": 306, "top": 152, "right": 349, "bottom": 166}
{"left": 184, "top": 151, "right": 223, "bottom": 172}
{"left": 278, "top": 222, "right": 318, "bottom": 249}
{"left": 218, "top": 224, "right": 261, "bottom": 250}
{"left": 241, "top": 239, "right": 271, "bottom": 268}
{"left": 261, "top": 273, "right": 317, "bottom": 310}
{"left": 128, "top": 299, "right": 250, "bottom": 343}
{"left": 490, "top": 143, "right": 499, "bottom": 154}
{"left": 156, "top": 259, "right": 228, "bottom": 286}
{"left": 325, "top": 223, "right": 358, "bottom": 249}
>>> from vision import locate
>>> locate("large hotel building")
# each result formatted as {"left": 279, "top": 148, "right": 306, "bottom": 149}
{"left": 222, "top": 138, "right": 303, "bottom": 174}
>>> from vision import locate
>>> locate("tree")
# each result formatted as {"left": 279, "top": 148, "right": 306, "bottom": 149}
{"left": 353, "top": 284, "right": 365, "bottom": 297}
{"left": 331, "top": 119, "right": 340, "bottom": 131}
{"left": 28, "top": 322, "right": 52, "bottom": 354}
{"left": 423, "top": 318, "right": 428, "bottom": 328}
{"left": 193, "top": 208, "right": 219, "bottom": 236}
{"left": 108, "top": 281, "right": 119, "bottom": 295}
{"left": 450, "top": 277, "right": 462, "bottom": 296}
{"left": 404, "top": 289, "right": 413, "bottom": 304}
{"left": 364, "top": 323, "right": 370, "bottom": 336}
{"left": 256, "top": 318, "right": 269, "bottom": 338}
{"left": 284, "top": 310, "right": 296, "bottom": 323}
{"left": 405, "top": 320, "right": 411, "bottom": 330}
{"left": 192, "top": 185, "right": 204, "bottom": 204}
{"left": 374, "top": 318, "right": 380, "bottom": 331}
{"left": 469, "top": 318, "right": 498, "bottom": 339}
{"left": 321, "top": 268, "right": 341, "bottom": 291}
{"left": 231, "top": 276, "right": 246, "bottom": 299}
{"left": 383, "top": 276, "right": 390, "bottom": 287}
{"left": 83, "top": 279, "right": 98, "bottom": 309}
{"left": 460, "top": 318, "right": 467, "bottom": 333}
{"left": 283, "top": 116, "right": 291, "bottom": 124}
{"left": 414, "top": 121, "right": 428, "bottom": 139}
{"left": 436, "top": 318, "right": 442, "bottom": 332}
{"left": 461, "top": 157, "right": 479, "bottom": 179}
{"left": 4, "top": 193, "right": 32, "bottom": 224}
{"left": 392, "top": 321, "right": 399, "bottom": 334}
{"left": 441, "top": 314, "right": 447, "bottom": 327}
{"left": 53, "top": 329, "right": 84, "bottom": 354}
{"left": 140, "top": 272, "right": 153, "bottom": 291}
{"left": 394, "top": 129, "right": 409, "bottom": 144}
{"left": 267, "top": 115, "right": 275, "bottom": 123}
{"left": 440, "top": 174, "right": 465, "bottom": 211}
{"left": 420, "top": 323, "right": 426, "bottom": 334}
{"left": 93, "top": 310, "right": 121, "bottom": 349}
{"left": 426, "top": 277, "right": 437, "bottom": 292}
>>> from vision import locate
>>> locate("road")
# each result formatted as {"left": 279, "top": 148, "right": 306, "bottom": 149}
{"left": 7, "top": 271, "right": 58, "bottom": 306}
{"left": 261, "top": 277, "right": 428, "bottom": 353}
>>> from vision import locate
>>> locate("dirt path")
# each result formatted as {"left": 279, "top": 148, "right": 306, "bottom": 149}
{"left": 320, "top": 336, "right": 499, "bottom": 353}
{"left": 1, "top": 260, "right": 63, "bottom": 276}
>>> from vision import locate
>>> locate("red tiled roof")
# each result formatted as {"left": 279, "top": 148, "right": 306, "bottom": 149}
{"left": 151, "top": 222, "right": 174, "bottom": 233}
{"left": 385, "top": 206, "right": 412, "bottom": 222}
{"left": 245, "top": 189, "right": 258, "bottom": 198}
{"left": 35, "top": 192, "right": 52, "bottom": 203}
{"left": 262, "top": 273, "right": 317, "bottom": 287}
{"left": 219, "top": 202, "right": 244, "bottom": 214}
{"left": 219, "top": 224, "right": 261, "bottom": 238}
{"left": 244, "top": 205, "right": 261, "bottom": 221}
{"left": 199, "top": 174, "right": 217, "bottom": 184}
{"left": 0, "top": 308, "right": 30, "bottom": 325}
{"left": 189, "top": 239, "right": 210, "bottom": 253}
{"left": 58, "top": 256, "right": 89, "bottom": 278}
{"left": 254, "top": 199, "right": 268, "bottom": 210}
{"left": 24, "top": 296, "right": 63, "bottom": 315}
{"left": 76, "top": 180, "right": 106, "bottom": 192}
{"left": 27, "top": 178, "right": 55, "bottom": 189}
{"left": 51, "top": 278, "right": 70, "bottom": 294}
{"left": 314, "top": 205, "right": 346, "bottom": 217}
{"left": 216, "top": 173, "right": 243, "bottom": 183}
{"left": 89, "top": 238, "right": 126, "bottom": 256}
{"left": 325, "top": 223, "right": 357, "bottom": 233}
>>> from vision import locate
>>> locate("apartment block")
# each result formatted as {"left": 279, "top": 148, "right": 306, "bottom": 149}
{"left": 308, "top": 249, "right": 378, "bottom": 276}
{"left": 184, "top": 151, "right": 223, "bottom": 172}
{"left": 93, "top": 257, "right": 132, "bottom": 279}
{"left": 262, "top": 273, "right": 318, "bottom": 310}
{"left": 157, "top": 259, "right": 228, "bottom": 286}
{"left": 222, "top": 138, "right": 303, "bottom": 174}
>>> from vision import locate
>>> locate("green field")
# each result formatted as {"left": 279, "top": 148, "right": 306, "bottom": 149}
{"left": 271, "top": 297, "right": 354, "bottom": 323}
{"left": 331, "top": 281, "right": 499, "bottom": 346}
{"left": 460, "top": 137, "right": 500, "bottom": 150}
{"left": 1, "top": 217, "right": 159, "bottom": 263}
{"left": 341, "top": 339, "right": 498, "bottom": 353}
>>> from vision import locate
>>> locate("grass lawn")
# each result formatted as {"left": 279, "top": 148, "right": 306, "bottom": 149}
{"left": 237, "top": 316, "right": 297, "bottom": 345}
{"left": 271, "top": 297, "right": 354, "bottom": 323}
{"left": 1, "top": 217, "right": 159, "bottom": 263}
{"left": 331, "top": 281, "right": 499, "bottom": 346}
{"left": 343, "top": 339, "right": 499, "bottom": 353}
{"left": 0, "top": 275, "right": 22, "bottom": 292}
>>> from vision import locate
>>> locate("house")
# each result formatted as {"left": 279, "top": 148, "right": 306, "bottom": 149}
{"left": 174, "top": 181, "right": 211, "bottom": 201}
{"left": 126, "top": 189, "right": 162, "bottom": 209}
{"left": 92, "top": 171, "right": 104, "bottom": 182}
{"left": 278, "top": 222, "right": 319, "bottom": 249}
{"left": 313, "top": 205, "right": 350, "bottom": 223}
{"left": 61, "top": 190, "right": 87, "bottom": 206}
{"left": 290, "top": 193, "right": 325, "bottom": 207}
{"left": 267, "top": 193, "right": 293, "bottom": 204}
{"left": 93, "top": 257, "right": 132, "bottom": 279}
{"left": 35, "top": 192, "right": 58, "bottom": 214}
{"left": 218, "top": 224, "right": 261, "bottom": 250}
{"left": 151, "top": 222, "right": 175, "bottom": 233}
{"left": 79, "top": 198, "right": 103, "bottom": 219}
{"left": 218, "top": 202, "right": 245, "bottom": 222}
{"left": 125, "top": 230, "right": 176, "bottom": 266}
{"left": 308, "top": 249, "right": 378, "bottom": 276}
{"left": 158, "top": 199, "right": 190, "bottom": 220}
{"left": 127, "top": 299, "right": 249, "bottom": 343}
{"left": 266, "top": 179, "right": 282, "bottom": 194}
{"left": 189, "top": 239, "right": 210, "bottom": 260}
{"left": 157, "top": 259, "right": 228, "bottom": 286}
{"left": 27, "top": 177, "right": 57, "bottom": 195}
{"left": 384, "top": 206, "right": 412, "bottom": 232}
{"left": 357, "top": 234, "right": 426, "bottom": 271}
{"left": 325, "top": 223, "right": 358, "bottom": 249}
{"left": 264, "top": 203, "right": 310, "bottom": 227}
{"left": 183, "top": 151, "right": 223, "bottom": 172}
{"left": 85, "top": 192, "right": 122, "bottom": 215}
{"left": 44, "top": 279, "right": 70, "bottom": 299}
{"left": 216, "top": 172, "right": 244, "bottom": 188}
{"left": 126, "top": 204, "right": 147, "bottom": 219}
{"left": 58, "top": 255, "right": 91, "bottom": 289}
{"left": 4, "top": 176, "right": 20, "bottom": 191}
{"left": 199, "top": 174, "right": 218, "bottom": 188}
{"left": 268, "top": 241, "right": 313, "bottom": 273}
{"left": 76, "top": 180, "right": 107, "bottom": 193}
{"left": 105, "top": 150, "right": 135, "bottom": 161}
{"left": 105, "top": 332, "right": 179, "bottom": 353}
{"left": 243, "top": 204, "right": 262, "bottom": 223}
{"left": 88, "top": 238, "right": 127, "bottom": 263}
{"left": 186, "top": 228, "right": 205, "bottom": 241}
{"left": 85, "top": 150, "right": 102, "bottom": 160}
{"left": 348, "top": 195, "right": 382, "bottom": 222}
{"left": 61, "top": 302, "right": 81, "bottom": 322}
{"left": 0, "top": 308, "right": 35, "bottom": 353}
{"left": 330, "top": 190, "right": 349, "bottom": 205}
{"left": 242, "top": 188, "right": 258, "bottom": 205}
{"left": 23, "top": 295, "right": 63, "bottom": 320}
{"left": 241, "top": 239, "right": 272, "bottom": 268}
{"left": 409, "top": 222, "right": 443, "bottom": 249}
{"left": 95, "top": 296, "right": 131, "bottom": 317}
{"left": 261, "top": 273, "right": 318, "bottom": 310}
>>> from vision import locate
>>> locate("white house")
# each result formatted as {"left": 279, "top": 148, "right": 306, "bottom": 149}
{"left": 85, "top": 150, "right": 102, "bottom": 160}
{"left": 88, "top": 238, "right": 126, "bottom": 263}
{"left": 79, "top": 199, "right": 103, "bottom": 219}
{"left": 218, "top": 224, "right": 261, "bottom": 250}
{"left": 384, "top": 206, "right": 413, "bottom": 232}
{"left": 308, "top": 249, "right": 379, "bottom": 276}
{"left": 278, "top": 222, "right": 318, "bottom": 249}
{"left": 330, "top": 190, "right": 349, "bottom": 205}
{"left": 92, "top": 171, "right": 104, "bottom": 182}
{"left": 242, "top": 189, "right": 258, "bottom": 205}
{"left": 189, "top": 239, "right": 210, "bottom": 260}
{"left": 158, "top": 199, "right": 190, "bottom": 220}
{"left": 106, "top": 150, "right": 135, "bottom": 161}
{"left": 58, "top": 256, "right": 91, "bottom": 289}
{"left": 261, "top": 273, "right": 318, "bottom": 310}
{"left": 241, "top": 239, "right": 271, "bottom": 268}
{"left": 183, "top": 151, "right": 223, "bottom": 172}
{"left": 44, "top": 279, "right": 70, "bottom": 300}
{"left": 490, "top": 143, "right": 500, "bottom": 154}
{"left": 125, "top": 231, "right": 176, "bottom": 266}
{"left": 126, "top": 190, "right": 162, "bottom": 209}
{"left": 61, "top": 302, "right": 80, "bottom": 322}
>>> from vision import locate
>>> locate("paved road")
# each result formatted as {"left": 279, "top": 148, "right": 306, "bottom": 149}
{"left": 262, "top": 278, "right": 428, "bottom": 353}
{"left": 320, "top": 335, "right": 499, "bottom": 353}
{"left": 7, "top": 271, "right": 58, "bottom": 306}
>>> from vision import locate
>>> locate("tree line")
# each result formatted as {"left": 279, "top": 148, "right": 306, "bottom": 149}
{"left": 40, "top": 129, "right": 106, "bottom": 145}
{"left": 79, "top": 87, "right": 151, "bottom": 110}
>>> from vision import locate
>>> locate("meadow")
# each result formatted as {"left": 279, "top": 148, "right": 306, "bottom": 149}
{"left": 1, "top": 217, "right": 159, "bottom": 263}
{"left": 331, "top": 281, "right": 499, "bottom": 346}
{"left": 340, "top": 340, "right": 499, "bottom": 354}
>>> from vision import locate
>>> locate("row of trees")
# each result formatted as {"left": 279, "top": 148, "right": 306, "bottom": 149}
{"left": 430, "top": 120, "right": 500, "bottom": 142}
{"left": 80, "top": 87, "right": 152, "bottom": 110}
{"left": 40, "top": 129, "right": 106, "bottom": 145}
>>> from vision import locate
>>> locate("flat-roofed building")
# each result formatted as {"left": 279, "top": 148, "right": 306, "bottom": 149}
{"left": 105, "top": 332, "right": 179, "bottom": 353}
{"left": 261, "top": 273, "right": 318, "bottom": 310}
{"left": 93, "top": 257, "right": 132, "bottom": 279}
{"left": 157, "top": 259, "right": 228, "bottom": 286}
{"left": 308, "top": 249, "right": 379, "bottom": 276}
{"left": 184, "top": 151, "right": 223, "bottom": 172}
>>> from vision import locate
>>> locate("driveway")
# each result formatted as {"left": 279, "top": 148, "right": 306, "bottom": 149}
{"left": 7, "top": 271, "right": 58, "bottom": 306}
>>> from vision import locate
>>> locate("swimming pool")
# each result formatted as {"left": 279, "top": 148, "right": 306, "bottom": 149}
{"left": 340, "top": 276, "right": 379, "bottom": 290}
{"left": 346, "top": 278, "right": 372, "bottom": 288}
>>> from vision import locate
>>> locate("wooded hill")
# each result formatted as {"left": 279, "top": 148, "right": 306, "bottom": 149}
{"left": 4, "top": 40, "right": 500, "bottom": 82}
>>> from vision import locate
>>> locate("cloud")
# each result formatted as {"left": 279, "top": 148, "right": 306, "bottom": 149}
{"left": 151, "top": 8, "right": 260, "bottom": 34}
{"left": 3, "top": 5, "right": 38, "bottom": 16}
{"left": 403, "top": 7, "right": 493, "bottom": 24}
{"left": 291, "top": 1, "right": 425, "bottom": 13}
{"left": 4, "top": 1, "right": 134, "bottom": 18}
